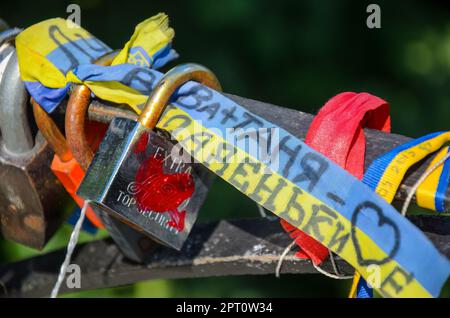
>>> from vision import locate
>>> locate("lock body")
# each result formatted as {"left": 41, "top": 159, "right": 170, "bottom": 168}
{"left": 0, "top": 51, "right": 70, "bottom": 249}
{"left": 92, "top": 205, "right": 160, "bottom": 262}
{"left": 64, "top": 52, "right": 166, "bottom": 262}
{"left": 78, "top": 117, "right": 212, "bottom": 250}
{"left": 0, "top": 134, "right": 70, "bottom": 249}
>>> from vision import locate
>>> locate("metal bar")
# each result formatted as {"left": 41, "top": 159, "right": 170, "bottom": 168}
{"left": 0, "top": 216, "right": 448, "bottom": 298}
{"left": 86, "top": 93, "right": 450, "bottom": 212}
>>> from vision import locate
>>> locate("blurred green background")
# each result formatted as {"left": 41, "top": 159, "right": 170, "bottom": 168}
{"left": 0, "top": 0, "right": 449, "bottom": 297}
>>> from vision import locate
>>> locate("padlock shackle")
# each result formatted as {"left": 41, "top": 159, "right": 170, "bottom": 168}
{"left": 0, "top": 51, "right": 34, "bottom": 154}
{"left": 65, "top": 50, "right": 119, "bottom": 171}
{"left": 139, "top": 64, "right": 222, "bottom": 129}
{"left": 31, "top": 99, "right": 73, "bottom": 162}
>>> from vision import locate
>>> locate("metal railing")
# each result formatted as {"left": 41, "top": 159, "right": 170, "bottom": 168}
{"left": 1, "top": 94, "right": 449, "bottom": 297}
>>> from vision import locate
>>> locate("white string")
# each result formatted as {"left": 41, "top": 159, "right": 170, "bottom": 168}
{"left": 50, "top": 200, "right": 89, "bottom": 298}
{"left": 275, "top": 240, "right": 296, "bottom": 278}
{"left": 401, "top": 151, "right": 450, "bottom": 217}
{"left": 256, "top": 203, "right": 267, "bottom": 218}
{"left": 256, "top": 204, "right": 278, "bottom": 220}
{"left": 328, "top": 250, "right": 341, "bottom": 276}
{"left": 275, "top": 239, "right": 352, "bottom": 279}
{"left": 311, "top": 261, "right": 353, "bottom": 280}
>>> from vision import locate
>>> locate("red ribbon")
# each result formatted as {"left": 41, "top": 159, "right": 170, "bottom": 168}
{"left": 280, "top": 92, "right": 390, "bottom": 265}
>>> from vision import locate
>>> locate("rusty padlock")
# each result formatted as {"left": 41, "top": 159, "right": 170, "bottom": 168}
{"left": 64, "top": 52, "right": 162, "bottom": 262}
{"left": 31, "top": 99, "right": 107, "bottom": 228}
{"left": 76, "top": 64, "right": 219, "bottom": 250}
{"left": 0, "top": 51, "right": 70, "bottom": 249}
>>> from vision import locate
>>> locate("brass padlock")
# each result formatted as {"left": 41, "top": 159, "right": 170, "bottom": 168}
{"left": 0, "top": 50, "right": 70, "bottom": 249}
{"left": 77, "top": 64, "right": 220, "bottom": 250}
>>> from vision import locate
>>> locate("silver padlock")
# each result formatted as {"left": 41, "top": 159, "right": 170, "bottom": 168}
{"left": 78, "top": 64, "right": 220, "bottom": 250}
{"left": 0, "top": 50, "right": 70, "bottom": 249}
{"left": 64, "top": 65, "right": 161, "bottom": 262}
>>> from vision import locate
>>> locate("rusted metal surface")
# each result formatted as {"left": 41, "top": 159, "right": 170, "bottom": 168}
{"left": 0, "top": 52, "right": 70, "bottom": 250}
{"left": 0, "top": 138, "right": 71, "bottom": 250}
{"left": 31, "top": 99, "right": 73, "bottom": 162}
{"left": 66, "top": 84, "right": 93, "bottom": 171}
{"left": 87, "top": 100, "right": 138, "bottom": 123}
{"left": 0, "top": 216, "right": 447, "bottom": 298}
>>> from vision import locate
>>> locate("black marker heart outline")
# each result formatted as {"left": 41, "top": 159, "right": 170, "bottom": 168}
{"left": 351, "top": 201, "right": 400, "bottom": 266}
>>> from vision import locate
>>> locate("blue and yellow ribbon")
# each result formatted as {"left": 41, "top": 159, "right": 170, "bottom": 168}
{"left": 16, "top": 16, "right": 450, "bottom": 298}
{"left": 350, "top": 131, "right": 450, "bottom": 298}
{"left": 364, "top": 131, "right": 450, "bottom": 208}
{"left": 16, "top": 14, "right": 177, "bottom": 113}
{"left": 417, "top": 146, "right": 450, "bottom": 213}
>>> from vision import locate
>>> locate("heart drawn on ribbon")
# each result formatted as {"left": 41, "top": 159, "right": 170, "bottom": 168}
{"left": 350, "top": 201, "right": 400, "bottom": 266}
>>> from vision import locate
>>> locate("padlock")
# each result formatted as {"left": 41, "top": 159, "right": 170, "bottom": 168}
{"left": 31, "top": 98, "right": 107, "bottom": 228}
{"left": 77, "top": 64, "right": 220, "bottom": 250}
{"left": 64, "top": 52, "right": 162, "bottom": 262}
{"left": 0, "top": 51, "right": 70, "bottom": 249}
{"left": 65, "top": 88, "right": 160, "bottom": 262}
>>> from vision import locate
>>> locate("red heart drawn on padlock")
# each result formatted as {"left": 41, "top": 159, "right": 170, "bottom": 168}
{"left": 134, "top": 155, "right": 195, "bottom": 231}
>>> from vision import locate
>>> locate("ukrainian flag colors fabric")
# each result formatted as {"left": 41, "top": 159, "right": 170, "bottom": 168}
{"left": 417, "top": 145, "right": 450, "bottom": 213}
{"left": 16, "top": 14, "right": 177, "bottom": 113}
{"left": 350, "top": 132, "right": 450, "bottom": 297}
